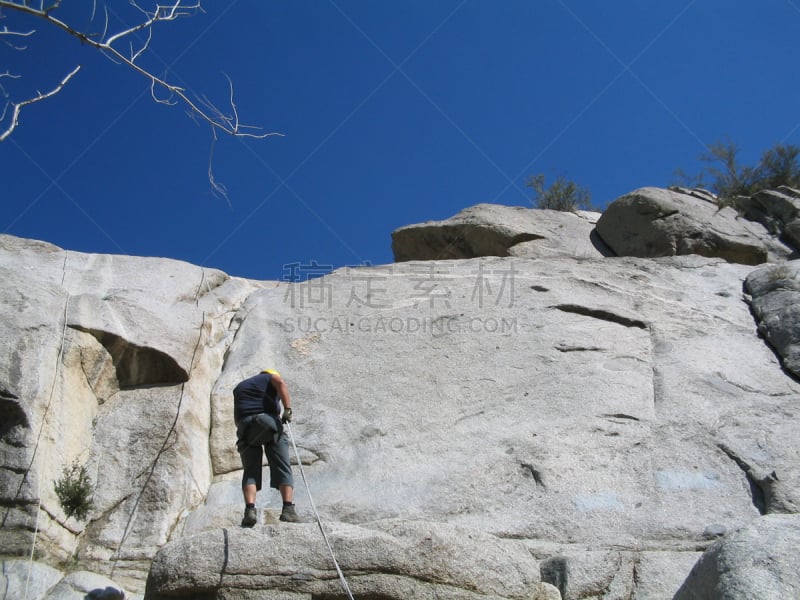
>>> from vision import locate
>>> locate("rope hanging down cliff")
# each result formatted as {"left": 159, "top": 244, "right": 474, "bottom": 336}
{"left": 285, "top": 422, "right": 355, "bottom": 600}
{"left": 23, "top": 252, "right": 71, "bottom": 600}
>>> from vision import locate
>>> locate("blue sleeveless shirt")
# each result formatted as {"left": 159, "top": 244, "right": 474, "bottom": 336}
{"left": 233, "top": 372, "right": 280, "bottom": 423}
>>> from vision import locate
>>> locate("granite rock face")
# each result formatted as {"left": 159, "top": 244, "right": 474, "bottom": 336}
{"left": 745, "top": 260, "right": 800, "bottom": 385}
{"left": 1, "top": 187, "right": 800, "bottom": 599}
{"left": 0, "top": 234, "right": 264, "bottom": 591}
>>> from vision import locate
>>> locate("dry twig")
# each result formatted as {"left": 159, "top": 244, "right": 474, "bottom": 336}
{"left": 0, "top": 1, "right": 280, "bottom": 141}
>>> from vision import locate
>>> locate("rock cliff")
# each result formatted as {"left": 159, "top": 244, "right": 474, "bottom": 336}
{"left": 1, "top": 186, "right": 799, "bottom": 599}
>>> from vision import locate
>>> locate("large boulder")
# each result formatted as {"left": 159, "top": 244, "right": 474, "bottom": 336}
{"left": 745, "top": 260, "right": 800, "bottom": 386}
{"left": 0, "top": 560, "right": 63, "bottom": 600}
{"left": 595, "top": 187, "right": 793, "bottom": 264}
{"left": 0, "top": 560, "right": 137, "bottom": 600}
{"left": 391, "top": 203, "right": 608, "bottom": 261}
{"left": 673, "top": 514, "right": 800, "bottom": 600}
{"left": 145, "top": 519, "right": 557, "bottom": 599}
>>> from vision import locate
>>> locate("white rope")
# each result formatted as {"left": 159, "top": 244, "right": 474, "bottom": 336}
{"left": 284, "top": 423, "right": 355, "bottom": 600}
{"left": 25, "top": 256, "right": 71, "bottom": 599}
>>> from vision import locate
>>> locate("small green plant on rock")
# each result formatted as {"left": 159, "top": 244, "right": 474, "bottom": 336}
{"left": 54, "top": 461, "right": 94, "bottom": 521}
{"left": 526, "top": 173, "right": 593, "bottom": 212}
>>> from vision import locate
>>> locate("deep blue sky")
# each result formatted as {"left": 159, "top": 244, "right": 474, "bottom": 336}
{"left": 3, "top": 1, "right": 799, "bottom": 281}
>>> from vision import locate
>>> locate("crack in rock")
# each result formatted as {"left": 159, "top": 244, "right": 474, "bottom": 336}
{"left": 555, "top": 343, "right": 605, "bottom": 353}
{"left": 540, "top": 556, "right": 568, "bottom": 598}
{"left": 550, "top": 304, "right": 648, "bottom": 329}
{"left": 520, "top": 463, "right": 545, "bottom": 487}
{"left": 717, "top": 443, "right": 775, "bottom": 515}
{"left": 601, "top": 413, "right": 641, "bottom": 422}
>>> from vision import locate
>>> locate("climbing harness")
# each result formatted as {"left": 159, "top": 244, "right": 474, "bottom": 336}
{"left": 285, "top": 422, "right": 355, "bottom": 600}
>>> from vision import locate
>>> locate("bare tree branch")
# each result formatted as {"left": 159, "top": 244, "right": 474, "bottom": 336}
{"left": 0, "top": 0, "right": 281, "bottom": 140}
{"left": 0, "top": 26, "right": 35, "bottom": 36}
{"left": 1, "top": 21, "right": 35, "bottom": 51}
{"left": 0, "top": 64, "right": 80, "bottom": 142}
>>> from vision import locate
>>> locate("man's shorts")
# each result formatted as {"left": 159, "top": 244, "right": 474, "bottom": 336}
{"left": 237, "top": 413, "right": 294, "bottom": 491}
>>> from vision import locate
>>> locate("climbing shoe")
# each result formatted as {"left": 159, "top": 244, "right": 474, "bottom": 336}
{"left": 279, "top": 504, "right": 301, "bottom": 523}
{"left": 241, "top": 506, "right": 257, "bottom": 527}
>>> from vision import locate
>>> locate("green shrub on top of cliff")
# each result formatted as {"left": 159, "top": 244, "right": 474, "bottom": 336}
{"left": 527, "top": 173, "right": 594, "bottom": 212}
{"left": 758, "top": 143, "right": 800, "bottom": 190}
{"left": 676, "top": 140, "right": 800, "bottom": 205}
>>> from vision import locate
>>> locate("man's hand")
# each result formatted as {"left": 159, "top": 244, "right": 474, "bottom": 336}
{"left": 282, "top": 407, "right": 293, "bottom": 424}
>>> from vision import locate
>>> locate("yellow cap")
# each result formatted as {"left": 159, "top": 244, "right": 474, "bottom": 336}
{"left": 262, "top": 369, "right": 280, "bottom": 376}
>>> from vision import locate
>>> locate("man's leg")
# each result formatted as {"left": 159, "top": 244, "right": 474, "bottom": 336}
{"left": 243, "top": 483, "right": 257, "bottom": 505}
{"left": 239, "top": 445, "right": 263, "bottom": 527}
{"left": 266, "top": 435, "right": 301, "bottom": 522}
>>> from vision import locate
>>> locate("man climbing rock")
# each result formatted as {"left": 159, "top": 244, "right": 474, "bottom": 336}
{"left": 233, "top": 369, "right": 301, "bottom": 526}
